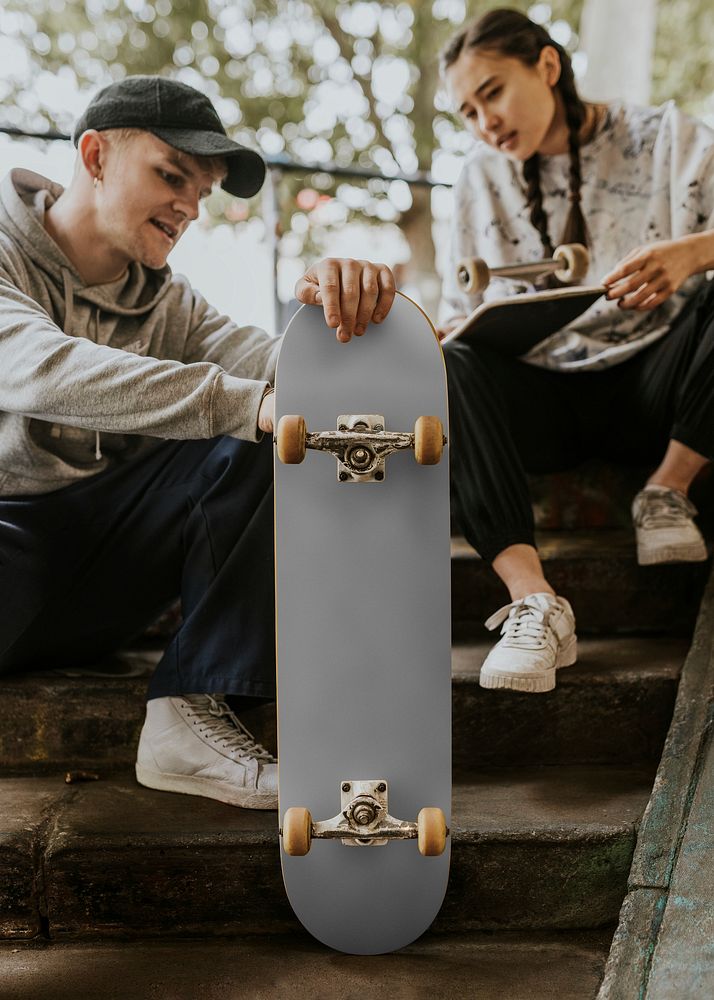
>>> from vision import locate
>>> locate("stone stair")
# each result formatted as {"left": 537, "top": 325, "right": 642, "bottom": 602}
{"left": 2, "top": 764, "right": 654, "bottom": 940}
{"left": 0, "top": 469, "right": 710, "bottom": 996}
{"left": 452, "top": 530, "right": 707, "bottom": 639}
{"left": 0, "top": 930, "right": 615, "bottom": 1000}
{"left": 0, "top": 632, "right": 684, "bottom": 777}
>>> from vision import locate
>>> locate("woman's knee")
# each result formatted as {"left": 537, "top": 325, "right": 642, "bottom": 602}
{"left": 443, "top": 339, "right": 517, "bottom": 387}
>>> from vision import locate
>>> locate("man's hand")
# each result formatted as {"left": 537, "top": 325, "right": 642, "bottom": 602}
{"left": 295, "top": 258, "right": 396, "bottom": 342}
{"left": 601, "top": 239, "right": 698, "bottom": 311}
{"left": 258, "top": 388, "right": 274, "bottom": 435}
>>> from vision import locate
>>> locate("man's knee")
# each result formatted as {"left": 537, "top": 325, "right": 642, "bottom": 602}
{"left": 209, "top": 433, "right": 273, "bottom": 482}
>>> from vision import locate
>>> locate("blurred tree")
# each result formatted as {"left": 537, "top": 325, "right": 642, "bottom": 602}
{"left": 2, "top": 1, "right": 709, "bottom": 313}
{"left": 0, "top": 0, "right": 583, "bottom": 311}
{"left": 651, "top": 0, "right": 714, "bottom": 120}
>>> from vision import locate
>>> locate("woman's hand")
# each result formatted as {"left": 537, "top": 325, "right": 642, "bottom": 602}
{"left": 435, "top": 318, "right": 466, "bottom": 342}
{"left": 601, "top": 238, "right": 698, "bottom": 311}
{"left": 295, "top": 258, "right": 396, "bottom": 342}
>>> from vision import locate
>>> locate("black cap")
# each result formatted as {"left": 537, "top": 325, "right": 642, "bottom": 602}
{"left": 72, "top": 75, "right": 266, "bottom": 198}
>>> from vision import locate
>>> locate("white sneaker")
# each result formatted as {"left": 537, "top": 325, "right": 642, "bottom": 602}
{"left": 479, "top": 593, "right": 577, "bottom": 693}
{"left": 135, "top": 694, "right": 278, "bottom": 810}
{"left": 632, "top": 485, "right": 708, "bottom": 565}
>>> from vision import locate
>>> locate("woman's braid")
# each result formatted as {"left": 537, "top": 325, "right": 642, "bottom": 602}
{"left": 559, "top": 64, "right": 589, "bottom": 247}
{"left": 523, "top": 154, "right": 554, "bottom": 257}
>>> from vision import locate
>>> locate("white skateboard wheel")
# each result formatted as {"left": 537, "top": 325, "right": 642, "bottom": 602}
{"left": 277, "top": 415, "right": 307, "bottom": 464}
{"left": 417, "top": 807, "right": 447, "bottom": 856}
{"left": 552, "top": 243, "right": 589, "bottom": 284}
{"left": 456, "top": 257, "right": 490, "bottom": 294}
{"left": 414, "top": 416, "right": 444, "bottom": 466}
{"left": 283, "top": 807, "right": 312, "bottom": 856}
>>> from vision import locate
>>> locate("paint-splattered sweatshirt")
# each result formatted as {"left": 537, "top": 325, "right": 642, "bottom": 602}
{"left": 439, "top": 101, "right": 714, "bottom": 371}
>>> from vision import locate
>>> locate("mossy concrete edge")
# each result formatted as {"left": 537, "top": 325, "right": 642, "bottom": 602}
{"left": 597, "top": 565, "right": 714, "bottom": 999}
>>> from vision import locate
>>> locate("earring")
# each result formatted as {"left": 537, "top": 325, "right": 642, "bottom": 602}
{"left": 93, "top": 175, "right": 100, "bottom": 188}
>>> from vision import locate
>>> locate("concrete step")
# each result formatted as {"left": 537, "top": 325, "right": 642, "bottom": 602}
{"left": 452, "top": 530, "right": 710, "bottom": 640}
{"left": 1, "top": 765, "right": 653, "bottom": 940}
{"left": 452, "top": 635, "right": 683, "bottom": 768}
{"left": 528, "top": 462, "right": 714, "bottom": 533}
{"left": 87, "top": 530, "right": 709, "bottom": 645}
{"left": 528, "top": 462, "right": 644, "bottom": 531}
{"left": 0, "top": 929, "right": 614, "bottom": 999}
{"left": 0, "top": 637, "right": 684, "bottom": 775}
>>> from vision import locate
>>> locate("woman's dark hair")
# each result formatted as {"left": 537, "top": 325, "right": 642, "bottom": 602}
{"left": 440, "top": 7, "right": 588, "bottom": 258}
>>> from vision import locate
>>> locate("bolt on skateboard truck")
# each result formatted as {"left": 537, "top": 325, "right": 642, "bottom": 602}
{"left": 457, "top": 242, "right": 590, "bottom": 295}
{"left": 276, "top": 413, "right": 446, "bottom": 482}
{"left": 281, "top": 779, "right": 449, "bottom": 857}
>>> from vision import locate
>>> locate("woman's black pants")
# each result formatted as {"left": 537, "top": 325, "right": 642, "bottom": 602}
{"left": 443, "top": 281, "right": 714, "bottom": 563}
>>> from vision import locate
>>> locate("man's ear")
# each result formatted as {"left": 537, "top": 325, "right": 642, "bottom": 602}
{"left": 538, "top": 45, "right": 562, "bottom": 88}
{"left": 78, "top": 129, "right": 106, "bottom": 183}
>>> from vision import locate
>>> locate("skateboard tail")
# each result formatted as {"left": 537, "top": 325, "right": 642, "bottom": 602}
{"left": 280, "top": 839, "right": 451, "bottom": 955}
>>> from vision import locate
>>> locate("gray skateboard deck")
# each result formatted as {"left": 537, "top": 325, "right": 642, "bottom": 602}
{"left": 442, "top": 284, "right": 604, "bottom": 354}
{"left": 274, "top": 291, "right": 451, "bottom": 955}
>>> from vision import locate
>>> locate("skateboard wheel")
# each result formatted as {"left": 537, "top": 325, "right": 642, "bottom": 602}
{"left": 414, "top": 416, "right": 443, "bottom": 466}
{"left": 283, "top": 807, "right": 312, "bottom": 856}
{"left": 277, "top": 415, "right": 307, "bottom": 464}
{"left": 456, "top": 256, "right": 490, "bottom": 295}
{"left": 417, "top": 807, "right": 447, "bottom": 856}
{"left": 553, "top": 243, "right": 589, "bottom": 284}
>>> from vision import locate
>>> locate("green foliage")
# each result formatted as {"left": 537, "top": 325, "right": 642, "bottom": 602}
{"left": 651, "top": 0, "right": 714, "bottom": 118}
{"left": 0, "top": 1, "right": 452, "bottom": 265}
{"left": 2, "top": 2, "right": 587, "bottom": 184}
{"left": 1, "top": 0, "right": 711, "bottom": 298}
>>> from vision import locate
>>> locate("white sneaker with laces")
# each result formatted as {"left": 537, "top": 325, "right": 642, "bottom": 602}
{"left": 479, "top": 592, "right": 577, "bottom": 693}
{"left": 135, "top": 693, "right": 277, "bottom": 809}
{"left": 632, "top": 485, "right": 708, "bottom": 565}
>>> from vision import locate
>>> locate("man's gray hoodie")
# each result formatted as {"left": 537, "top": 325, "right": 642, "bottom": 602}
{"left": 0, "top": 167, "right": 280, "bottom": 495}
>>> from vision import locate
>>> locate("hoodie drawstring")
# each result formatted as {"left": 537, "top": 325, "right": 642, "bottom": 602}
{"left": 62, "top": 267, "right": 102, "bottom": 461}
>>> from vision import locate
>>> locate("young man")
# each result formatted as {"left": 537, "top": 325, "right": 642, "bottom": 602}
{"left": 0, "top": 76, "right": 396, "bottom": 810}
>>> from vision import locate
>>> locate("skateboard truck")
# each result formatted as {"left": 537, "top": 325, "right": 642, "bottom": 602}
{"left": 276, "top": 414, "right": 446, "bottom": 481}
{"left": 456, "top": 242, "right": 589, "bottom": 295}
{"left": 281, "top": 779, "right": 448, "bottom": 857}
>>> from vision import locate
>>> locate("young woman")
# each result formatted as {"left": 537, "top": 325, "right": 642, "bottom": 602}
{"left": 438, "top": 8, "right": 714, "bottom": 693}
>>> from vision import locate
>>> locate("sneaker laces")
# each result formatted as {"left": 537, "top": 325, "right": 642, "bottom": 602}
{"left": 484, "top": 594, "right": 558, "bottom": 650}
{"left": 184, "top": 694, "right": 276, "bottom": 762}
{"left": 633, "top": 488, "right": 698, "bottom": 530}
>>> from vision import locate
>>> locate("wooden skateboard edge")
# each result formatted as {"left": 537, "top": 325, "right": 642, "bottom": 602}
{"left": 441, "top": 283, "right": 606, "bottom": 346}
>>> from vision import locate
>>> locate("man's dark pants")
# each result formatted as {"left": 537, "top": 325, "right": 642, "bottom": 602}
{"left": 0, "top": 435, "right": 276, "bottom": 704}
